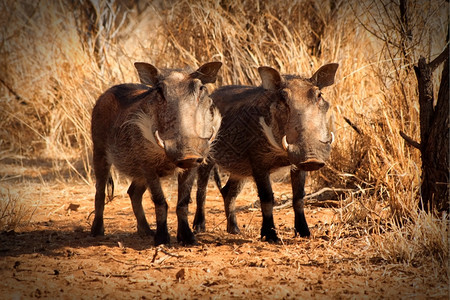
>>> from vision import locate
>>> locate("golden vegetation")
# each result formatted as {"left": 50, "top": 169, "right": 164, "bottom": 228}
{"left": 0, "top": 0, "right": 447, "bottom": 268}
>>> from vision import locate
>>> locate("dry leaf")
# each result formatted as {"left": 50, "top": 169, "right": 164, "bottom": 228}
{"left": 175, "top": 268, "right": 185, "bottom": 282}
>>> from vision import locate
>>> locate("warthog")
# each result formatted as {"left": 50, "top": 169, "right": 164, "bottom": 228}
{"left": 193, "top": 63, "right": 338, "bottom": 242}
{"left": 91, "top": 61, "right": 222, "bottom": 245}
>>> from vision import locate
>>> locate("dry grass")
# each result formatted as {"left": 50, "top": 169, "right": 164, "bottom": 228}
{"left": 0, "top": 0, "right": 448, "bottom": 272}
{"left": 372, "top": 211, "right": 448, "bottom": 266}
{"left": 0, "top": 188, "right": 35, "bottom": 231}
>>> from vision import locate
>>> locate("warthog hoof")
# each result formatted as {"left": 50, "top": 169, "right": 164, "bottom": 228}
{"left": 91, "top": 218, "right": 104, "bottom": 236}
{"left": 295, "top": 226, "right": 311, "bottom": 238}
{"left": 177, "top": 227, "right": 198, "bottom": 246}
{"left": 193, "top": 214, "right": 206, "bottom": 233}
{"left": 193, "top": 223, "right": 206, "bottom": 234}
{"left": 295, "top": 216, "right": 311, "bottom": 238}
{"left": 261, "top": 227, "right": 279, "bottom": 243}
{"left": 137, "top": 225, "right": 155, "bottom": 237}
{"left": 226, "top": 223, "right": 241, "bottom": 235}
{"left": 155, "top": 230, "right": 170, "bottom": 246}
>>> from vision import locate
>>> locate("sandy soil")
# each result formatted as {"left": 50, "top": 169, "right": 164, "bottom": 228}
{"left": 0, "top": 162, "right": 448, "bottom": 299}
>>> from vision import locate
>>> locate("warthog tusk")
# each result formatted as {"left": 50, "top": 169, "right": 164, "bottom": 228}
{"left": 154, "top": 130, "right": 165, "bottom": 149}
{"left": 330, "top": 132, "right": 335, "bottom": 144}
{"left": 282, "top": 135, "right": 289, "bottom": 150}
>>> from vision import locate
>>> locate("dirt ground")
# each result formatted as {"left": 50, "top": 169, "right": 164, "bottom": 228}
{"left": 0, "top": 162, "right": 448, "bottom": 299}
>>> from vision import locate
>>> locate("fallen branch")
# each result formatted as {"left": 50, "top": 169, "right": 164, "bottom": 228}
{"left": 274, "top": 188, "right": 354, "bottom": 210}
{"left": 307, "top": 199, "right": 344, "bottom": 208}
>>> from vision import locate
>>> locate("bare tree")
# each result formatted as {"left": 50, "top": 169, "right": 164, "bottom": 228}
{"left": 353, "top": 0, "right": 448, "bottom": 213}
{"left": 406, "top": 45, "right": 449, "bottom": 213}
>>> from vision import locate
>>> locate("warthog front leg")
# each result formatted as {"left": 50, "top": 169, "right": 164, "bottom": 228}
{"left": 177, "top": 170, "right": 197, "bottom": 245}
{"left": 290, "top": 168, "right": 310, "bottom": 237}
{"left": 221, "top": 176, "right": 244, "bottom": 234}
{"left": 193, "top": 161, "right": 215, "bottom": 233}
{"left": 128, "top": 181, "right": 154, "bottom": 237}
{"left": 253, "top": 171, "right": 278, "bottom": 242}
{"left": 146, "top": 173, "right": 170, "bottom": 246}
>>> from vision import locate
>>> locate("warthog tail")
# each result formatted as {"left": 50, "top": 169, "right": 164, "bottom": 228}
{"left": 212, "top": 165, "right": 222, "bottom": 190}
{"left": 106, "top": 175, "right": 114, "bottom": 202}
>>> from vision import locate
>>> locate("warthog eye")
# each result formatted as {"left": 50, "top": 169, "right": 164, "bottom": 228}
{"left": 280, "top": 89, "right": 289, "bottom": 101}
{"left": 155, "top": 83, "right": 166, "bottom": 99}
{"left": 318, "top": 97, "right": 329, "bottom": 111}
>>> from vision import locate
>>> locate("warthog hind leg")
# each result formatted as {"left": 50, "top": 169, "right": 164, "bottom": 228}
{"left": 128, "top": 181, "right": 155, "bottom": 237}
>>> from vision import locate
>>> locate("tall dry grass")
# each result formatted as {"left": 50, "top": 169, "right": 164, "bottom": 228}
{"left": 0, "top": 0, "right": 448, "bottom": 265}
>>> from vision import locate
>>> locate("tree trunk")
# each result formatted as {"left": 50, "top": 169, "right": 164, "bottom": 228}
{"left": 412, "top": 46, "right": 449, "bottom": 213}
{"left": 420, "top": 52, "right": 449, "bottom": 212}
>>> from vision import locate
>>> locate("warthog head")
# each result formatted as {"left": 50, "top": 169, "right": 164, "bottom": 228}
{"left": 134, "top": 62, "right": 222, "bottom": 169}
{"left": 259, "top": 63, "right": 338, "bottom": 171}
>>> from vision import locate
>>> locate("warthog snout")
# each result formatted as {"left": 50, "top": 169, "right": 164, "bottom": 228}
{"left": 158, "top": 136, "right": 208, "bottom": 169}
{"left": 297, "top": 158, "right": 325, "bottom": 171}
{"left": 175, "top": 155, "right": 204, "bottom": 169}
{"left": 285, "top": 142, "right": 329, "bottom": 171}
{"left": 281, "top": 134, "right": 331, "bottom": 171}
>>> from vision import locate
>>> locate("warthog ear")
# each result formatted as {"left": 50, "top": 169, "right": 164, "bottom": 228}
{"left": 258, "top": 66, "right": 282, "bottom": 90}
{"left": 310, "top": 63, "right": 339, "bottom": 89}
{"left": 134, "top": 62, "right": 160, "bottom": 86}
{"left": 191, "top": 62, "right": 223, "bottom": 84}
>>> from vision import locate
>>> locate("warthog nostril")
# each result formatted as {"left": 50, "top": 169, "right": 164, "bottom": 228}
{"left": 320, "top": 132, "right": 334, "bottom": 145}
{"left": 298, "top": 158, "right": 325, "bottom": 171}
{"left": 175, "top": 156, "right": 204, "bottom": 169}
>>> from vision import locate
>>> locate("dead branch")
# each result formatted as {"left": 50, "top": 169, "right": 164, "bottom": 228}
{"left": 429, "top": 45, "right": 449, "bottom": 72}
{"left": 399, "top": 130, "right": 421, "bottom": 149}
{"left": 344, "top": 117, "right": 362, "bottom": 135}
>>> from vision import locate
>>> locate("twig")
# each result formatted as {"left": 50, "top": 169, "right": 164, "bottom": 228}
{"left": 344, "top": 117, "right": 362, "bottom": 135}
{"left": 429, "top": 45, "right": 449, "bottom": 73}
{"left": 0, "top": 78, "right": 23, "bottom": 101}
{"left": 158, "top": 247, "right": 182, "bottom": 258}
{"left": 151, "top": 246, "right": 182, "bottom": 264}
{"left": 399, "top": 130, "right": 421, "bottom": 149}
{"left": 90, "top": 270, "right": 129, "bottom": 278}
{"left": 108, "top": 254, "right": 150, "bottom": 268}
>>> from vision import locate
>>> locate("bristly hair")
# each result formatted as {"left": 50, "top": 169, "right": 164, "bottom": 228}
{"left": 122, "top": 110, "right": 164, "bottom": 151}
